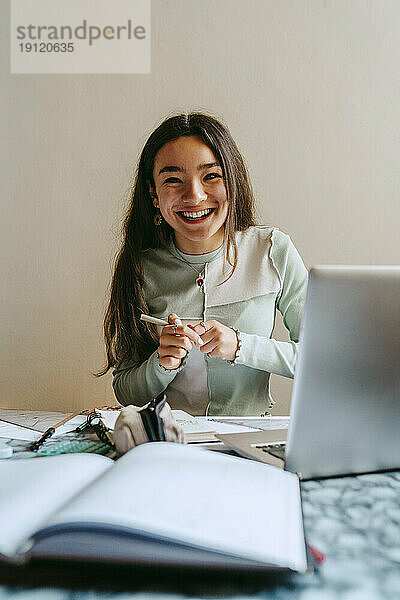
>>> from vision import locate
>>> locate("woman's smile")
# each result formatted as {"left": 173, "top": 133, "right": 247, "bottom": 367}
{"left": 177, "top": 207, "right": 216, "bottom": 222}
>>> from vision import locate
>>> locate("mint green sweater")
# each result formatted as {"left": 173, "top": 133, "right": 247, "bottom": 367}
{"left": 112, "top": 227, "right": 308, "bottom": 416}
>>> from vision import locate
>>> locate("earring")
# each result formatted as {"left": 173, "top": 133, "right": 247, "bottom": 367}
{"left": 154, "top": 211, "right": 163, "bottom": 226}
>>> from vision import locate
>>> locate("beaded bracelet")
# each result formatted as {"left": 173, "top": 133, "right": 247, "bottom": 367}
{"left": 228, "top": 328, "right": 242, "bottom": 365}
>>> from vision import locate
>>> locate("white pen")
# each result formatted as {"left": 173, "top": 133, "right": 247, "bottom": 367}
{"left": 140, "top": 314, "right": 169, "bottom": 326}
{"left": 140, "top": 314, "right": 204, "bottom": 345}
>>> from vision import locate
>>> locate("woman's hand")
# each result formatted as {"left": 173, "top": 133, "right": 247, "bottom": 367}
{"left": 158, "top": 313, "right": 203, "bottom": 370}
{"left": 193, "top": 320, "right": 239, "bottom": 362}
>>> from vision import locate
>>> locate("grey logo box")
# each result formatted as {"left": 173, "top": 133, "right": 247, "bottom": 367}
{"left": 11, "top": 0, "right": 151, "bottom": 74}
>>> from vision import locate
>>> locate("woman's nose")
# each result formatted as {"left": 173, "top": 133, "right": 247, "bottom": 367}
{"left": 182, "top": 178, "right": 207, "bottom": 203}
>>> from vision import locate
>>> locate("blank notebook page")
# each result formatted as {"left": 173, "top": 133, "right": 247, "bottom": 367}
{"left": 43, "top": 443, "right": 307, "bottom": 572}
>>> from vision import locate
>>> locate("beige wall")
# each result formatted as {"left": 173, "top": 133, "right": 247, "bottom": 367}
{"left": 1, "top": 1, "right": 399, "bottom": 414}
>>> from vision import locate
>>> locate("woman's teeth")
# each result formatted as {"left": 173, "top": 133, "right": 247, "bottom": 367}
{"left": 179, "top": 208, "right": 213, "bottom": 220}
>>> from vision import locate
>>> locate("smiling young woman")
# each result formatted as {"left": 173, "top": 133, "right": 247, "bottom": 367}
{"left": 96, "top": 113, "right": 308, "bottom": 417}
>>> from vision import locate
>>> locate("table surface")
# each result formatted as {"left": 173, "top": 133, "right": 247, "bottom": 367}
{"left": 1, "top": 467, "right": 399, "bottom": 599}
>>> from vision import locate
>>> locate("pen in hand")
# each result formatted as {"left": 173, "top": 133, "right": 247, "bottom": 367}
{"left": 140, "top": 313, "right": 203, "bottom": 345}
{"left": 140, "top": 314, "right": 169, "bottom": 326}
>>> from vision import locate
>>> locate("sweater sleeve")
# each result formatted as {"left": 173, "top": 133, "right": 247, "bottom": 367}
{"left": 234, "top": 229, "right": 308, "bottom": 378}
{"left": 112, "top": 349, "right": 186, "bottom": 407}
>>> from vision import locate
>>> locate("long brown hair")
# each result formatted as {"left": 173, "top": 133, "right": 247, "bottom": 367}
{"left": 96, "top": 112, "right": 256, "bottom": 376}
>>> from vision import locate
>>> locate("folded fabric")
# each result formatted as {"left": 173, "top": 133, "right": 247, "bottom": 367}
{"left": 113, "top": 402, "right": 185, "bottom": 454}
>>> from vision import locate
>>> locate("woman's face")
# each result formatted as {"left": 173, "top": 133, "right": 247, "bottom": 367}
{"left": 150, "top": 136, "right": 228, "bottom": 254}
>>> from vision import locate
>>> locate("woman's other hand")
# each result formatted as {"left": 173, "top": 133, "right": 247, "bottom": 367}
{"left": 113, "top": 402, "right": 185, "bottom": 454}
{"left": 193, "top": 320, "right": 239, "bottom": 362}
{"left": 158, "top": 313, "right": 203, "bottom": 370}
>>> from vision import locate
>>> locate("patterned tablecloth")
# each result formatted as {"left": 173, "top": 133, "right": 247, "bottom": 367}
{"left": 0, "top": 471, "right": 399, "bottom": 599}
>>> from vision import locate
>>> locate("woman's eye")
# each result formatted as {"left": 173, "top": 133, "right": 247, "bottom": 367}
{"left": 163, "top": 177, "right": 182, "bottom": 184}
{"left": 204, "top": 173, "right": 222, "bottom": 181}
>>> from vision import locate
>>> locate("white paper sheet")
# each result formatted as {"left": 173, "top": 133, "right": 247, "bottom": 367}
{"left": 0, "top": 420, "right": 39, "bottom": 442}
{"left": 0, "top": 453, "right": 112, "bottom": 557}
{"left": 0, "top": 410, "right": 87, "bottom": 436}
{"left": 199, "top": 416, "right": 290, "bottom": 434}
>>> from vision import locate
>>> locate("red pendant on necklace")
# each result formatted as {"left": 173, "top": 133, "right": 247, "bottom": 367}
{"left": 196, "top": 277, "right": 204, "bottom": 287}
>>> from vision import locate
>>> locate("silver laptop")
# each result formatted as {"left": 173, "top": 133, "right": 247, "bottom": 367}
{"left": 218, "top": 266, "right": 400, "bottom": 480}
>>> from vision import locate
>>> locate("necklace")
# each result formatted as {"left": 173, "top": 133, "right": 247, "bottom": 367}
{"left": 168, "top": 248, "right": 206, "bottom": 289}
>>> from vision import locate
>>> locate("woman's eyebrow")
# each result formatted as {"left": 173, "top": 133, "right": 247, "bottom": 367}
{"left": 158, "top": 165, "right": 183, "bottom": 175}
{"left": 198, "top": 161, "right": 221, "bottom": 171}
{"left": 158, "top": 162, "right": 221, "bottom": 176}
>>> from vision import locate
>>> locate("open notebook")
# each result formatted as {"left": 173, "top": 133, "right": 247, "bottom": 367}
{"left": 0, "top": 442, "right": 309, "bottom": 574}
